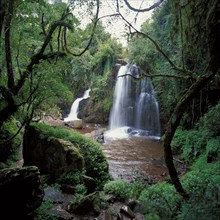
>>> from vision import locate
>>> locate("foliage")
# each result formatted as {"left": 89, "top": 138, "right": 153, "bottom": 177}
{"left": 104, "top": 180, "right": 131, "bottom": 201}
{"left": 172, "top": 101, "right": 220, "bottom": 163}
{"left": 71, "top": 184, "right": 88, "bottom": 204}
{"left": 206, "top": 138, "right": 220, "bottom": 162}
{"left": 103, "top": 179, "right": 147, "bottom": 201}
{"left": 179, "top": 159, "right": 220, "bottom": 220}
{"left": 34, "top": 199, "right": 58, "bottom": 220}
{"left": 172, "top": 127, "right": 210, "bottom": 163}
{"left": 139, "top": 182, "right": 182, "bottom": 219}
{"left": 196, "top": 101, "right": 220, "bottom": 136}
{"left": 138, "top": 159, "right": 220, "bottom": 220}
{"left": 32, "top": 122, "right": 112, "bottom": 189}
{"left": 58, "top": 170, "right": 85, "bottom": 186}
{"left": 68, "top": 23, "right": 122, "bottom": 112}
{"left": 57, "top": 170, "right": 89, "bottom": 203}
{"left": 0, "top": 0, "right": 79, "bottom": 127}
{"left": 0, "top": 117, "right": 22, "bottom": 164}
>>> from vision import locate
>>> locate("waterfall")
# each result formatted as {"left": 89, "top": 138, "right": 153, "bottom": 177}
{"left": 106, "top": 64, "right": 161, "bottom": 139}
{"left": 64, "top": 88, "right": 90, "bottom": 122}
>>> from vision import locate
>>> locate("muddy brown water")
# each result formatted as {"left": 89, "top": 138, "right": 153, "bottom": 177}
{"left": 75, "top": 123, "right": 168, "bottom": 183}
{"left": 102, "top": 135, "right": 168, "bottom": 182}
{"left": 44, "top": 120, "right": 168, "bottom": 183}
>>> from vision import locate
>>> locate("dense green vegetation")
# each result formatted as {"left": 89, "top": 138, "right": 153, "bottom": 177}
{"left": 1, "top": 0, "right": 220, "bottom": 219}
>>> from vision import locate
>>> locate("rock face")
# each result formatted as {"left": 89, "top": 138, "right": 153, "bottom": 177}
{"left": 78, "top": 99, "right": 110, "bottom": 124}
{"left": 23, "top": 125, "right": 84, "bottom": 180}
{"left": 0, "top": 166, "right": 44, "bottom": 218}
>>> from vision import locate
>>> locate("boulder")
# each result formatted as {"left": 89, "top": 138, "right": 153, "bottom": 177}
{"left": 67, "top": 192, "right": 101, "bottom": 216}
{"left": 0, "top": 166, "right": 44, "bottom": 218}
{"left": 64, "top": 119, "right": 83, "bottom": 129}
{"left": 23, "top": 125, "right": 84, "bottom": 180}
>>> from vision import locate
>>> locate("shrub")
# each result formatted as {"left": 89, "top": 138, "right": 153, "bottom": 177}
{"left": 138, "top": 182, "right": 182, "bottom": 219}
{"left": 103, "top": 180, "right": 131, "bottom": 201}
{"left": 57, "top": 170, "right": 85, "bottom": 185}
{"left": 34, "top": 199, "right": 58, "bottom": 220}
{"left": 206, "top": 137, "right": 220, "bottom": 162}
{"left": 172, "top": 127, "right": 211, "bottom": 163}
{"left": 104, "top": 179, "right": 149, "bottom": 201}
{"left": 197, "top": 102, "right": 220, "bottom": 136}
{"left": 179, "top": 159, "right": 220, "bottom": 220}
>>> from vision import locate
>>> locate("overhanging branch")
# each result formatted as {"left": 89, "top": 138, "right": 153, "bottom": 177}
{"left": 64, "top": 0, "right": 100, "bottom": 56}
{"left": 123, "top": 0, "right": 165, "bottom": 12}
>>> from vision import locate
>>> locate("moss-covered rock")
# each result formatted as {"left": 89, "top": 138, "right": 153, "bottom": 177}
{"left": 23, "top": 123, "right": 112, "bottom": 189}
{"left": 23, "top": 125, "right": 84, "bottom": 179}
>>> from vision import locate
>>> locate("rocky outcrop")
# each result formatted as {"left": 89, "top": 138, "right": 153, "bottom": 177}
{"left": 23, "top": 125, "right": 84, "bottom": 180}
{"left": 67, "top": 192, "right": 101, "bottom": 216}
{"left": 78, "top": 98, "right": 109, "bottom": 124}
{"left": 0, "top": 166, "right": 44, "bottom": 218}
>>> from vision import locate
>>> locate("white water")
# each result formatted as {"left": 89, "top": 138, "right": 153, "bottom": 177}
{"left": 64, "top": 88, "right": 90, "bottom": 122}
{"left": 105, "top": 64, "right": 161, "bottom": 140}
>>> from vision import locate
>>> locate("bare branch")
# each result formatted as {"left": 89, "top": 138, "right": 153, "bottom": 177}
{"left": 118, "top": 11, "right": 193, "bottom": 75}
{"left": 5, "top": 0, "right": 15, "bottom": 92}
{"left": 123, "top": 0, "right": 165, "bottom": 12}
{"left": 118, "top": 72, "right": 195, "bottom": 81}
{"left": 64, "top": 0, "right": 100, "bottom": 56}
{"left": 142, "top": 73, "right": 194, "bottom": 80}
{"left": 41, "top": 13, "right": 53, "bottom": 52}
{"left": 14, "top": 51, "right": 66, "bottom": 95}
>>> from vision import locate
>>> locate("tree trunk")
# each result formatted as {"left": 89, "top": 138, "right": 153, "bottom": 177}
{"left": 163, "top": 71, "right": 217, "bottom": 198}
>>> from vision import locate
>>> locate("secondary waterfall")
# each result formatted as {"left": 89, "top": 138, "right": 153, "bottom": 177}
{"left": 106, "top": 64, "right": 161, "bottom": 139}
{"left": 64, "top": 88, "right": 90, "bottom": 122}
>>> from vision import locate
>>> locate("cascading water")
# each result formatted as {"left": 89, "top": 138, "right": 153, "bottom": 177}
{"left": 64, "top": 88, "right": 90, "bottom": 122}
{"left": 105, "top": 64, "right": 161, "bottom": 139}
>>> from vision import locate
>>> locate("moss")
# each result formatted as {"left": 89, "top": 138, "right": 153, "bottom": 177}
{"left": 0, "top": 117, "right": 22, "bottom": 165}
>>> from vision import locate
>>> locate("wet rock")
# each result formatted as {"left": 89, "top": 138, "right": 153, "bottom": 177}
{"left": 102, "top": 210, "right": 113, "bottom": 220}
{"left": 67, "top": 192, "right": 101, "bottom": 216}
{"left": 65, "top": 119, "right": 84, "bottom": 129}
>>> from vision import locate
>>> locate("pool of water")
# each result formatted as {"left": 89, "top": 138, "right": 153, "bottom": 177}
{"left": 102, "top": 134, "right": 168, "bottom": 182}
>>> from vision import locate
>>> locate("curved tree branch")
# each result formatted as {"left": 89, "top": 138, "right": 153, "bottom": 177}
{"left": 115, "top": 9, "right": 193, "bottom": 76}
{"left": 5, "top": 0, "right": 15, "bottom": 92}
{"left": 123, "top": 0, "right": 165, "bottom": 12}
{"left": 163, "top": 68, "right": 218, "bottom": 198}
{"left": 14, "top": 21, "right": 72, "bottom": 95}
{"left": 64, "top": 0, "right": 100, "bottom": 56}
